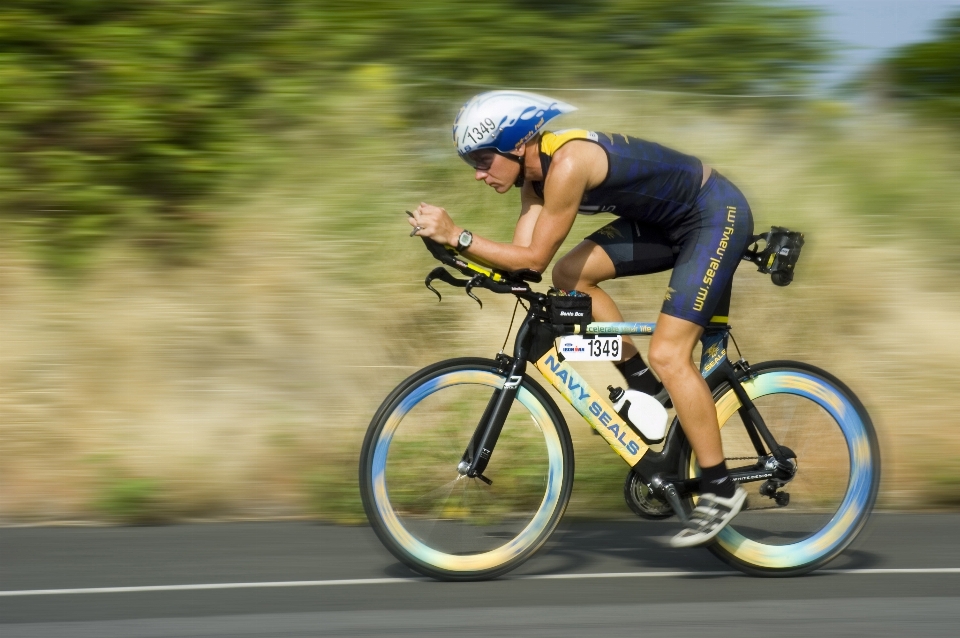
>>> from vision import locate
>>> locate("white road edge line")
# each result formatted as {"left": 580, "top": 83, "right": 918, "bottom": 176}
{"left": 3, "top": 568, "right": 960, "bottom": 597}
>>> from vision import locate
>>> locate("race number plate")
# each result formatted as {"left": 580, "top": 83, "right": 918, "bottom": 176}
{"left": 557, "top": 335, "right": 622, "bottom": 361}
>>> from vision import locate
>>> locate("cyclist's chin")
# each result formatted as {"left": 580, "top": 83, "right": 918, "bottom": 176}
{"left": 489, "top": 182, "right": 513, "bottom": 194}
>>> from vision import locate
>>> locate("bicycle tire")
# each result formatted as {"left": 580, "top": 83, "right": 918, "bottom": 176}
{"left": 679, "top": 360, "right": 880, "bottom": 576}
{"left": 359, "top": 357, "right": 574, "bottom": 581}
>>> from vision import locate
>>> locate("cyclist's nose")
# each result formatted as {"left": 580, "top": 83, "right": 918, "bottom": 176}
{"left": 475, "top": 169, "right": 488, "bottom": 181}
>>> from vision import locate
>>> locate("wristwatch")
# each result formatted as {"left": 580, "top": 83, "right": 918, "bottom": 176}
{"left": 456, "top": 229, "right": 473, "bottom": 253}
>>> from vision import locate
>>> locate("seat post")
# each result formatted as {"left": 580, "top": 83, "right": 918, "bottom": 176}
{"left": 708, "top": 280, "right": 733, "bottom": 326}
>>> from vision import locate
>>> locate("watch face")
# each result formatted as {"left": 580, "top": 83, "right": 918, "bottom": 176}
{"left": 459, "top": 230, "right": 472, "bottom": 248}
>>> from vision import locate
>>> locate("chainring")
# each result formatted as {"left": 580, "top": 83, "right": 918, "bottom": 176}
{"left": 623, "top": 470, "right": 674, "bottom": 519}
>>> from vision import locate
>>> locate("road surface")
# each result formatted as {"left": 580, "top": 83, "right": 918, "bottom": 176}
{"left": 2, "top": 514, "right": 959, "bottom": 636}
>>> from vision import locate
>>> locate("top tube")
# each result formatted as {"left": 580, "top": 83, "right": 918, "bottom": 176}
{"left": 585, "top": 322, "right": 656, "bottom": 335}
{"left": 585, "top": 318, "right": 731, "bottom": 336}
{"left": 583, "top": 321, "right": 730, "bottom": 377}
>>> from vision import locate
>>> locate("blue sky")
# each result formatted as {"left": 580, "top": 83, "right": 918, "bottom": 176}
{"left": 792, "top": 0, "right": 960, "bottom": 85}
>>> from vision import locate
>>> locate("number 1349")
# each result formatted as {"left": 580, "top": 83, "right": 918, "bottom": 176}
{"left": 557, "top": 336, "right": 622, "bottom": 361}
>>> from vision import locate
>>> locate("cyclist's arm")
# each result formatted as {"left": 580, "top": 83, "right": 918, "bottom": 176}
{"left": 452, "top": 156, "right": 589, "bottom": 273}
{"left": 446, "top": 184, "right": 541, "bottom": 271}
{"left": 511, "top": 181, "right": 544, "bottom": 248}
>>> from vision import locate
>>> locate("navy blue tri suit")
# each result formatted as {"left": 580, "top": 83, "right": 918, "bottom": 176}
{"left": 532, "top": 130, "right": 754, "bottom": 326}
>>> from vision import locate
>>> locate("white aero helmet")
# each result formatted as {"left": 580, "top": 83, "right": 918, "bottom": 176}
{"left": 453, "top": 90, "right": 577, "bottom": 166}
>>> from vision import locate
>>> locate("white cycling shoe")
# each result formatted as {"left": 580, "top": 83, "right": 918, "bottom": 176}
{"left": 669, "top": 486, "right": 747, "bottom": 548}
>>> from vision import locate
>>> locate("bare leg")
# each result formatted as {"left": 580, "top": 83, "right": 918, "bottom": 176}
{"left": 647, "top": 313, "right": 723, "bottom": 467}
{"left": 551, "top": 240, "right": 639, "bottom": 360}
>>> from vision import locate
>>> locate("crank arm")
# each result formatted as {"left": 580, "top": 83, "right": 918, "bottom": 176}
{"left": 650, "top": 475, "right": 691, "bottom": 523}
{"left": 661, "top": 482, "right": 690, "bottom": 524}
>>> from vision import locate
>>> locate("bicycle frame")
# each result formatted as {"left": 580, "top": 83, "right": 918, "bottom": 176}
{"left": 533, "top": 322, "right": 731, "bottom": 469}
{"left": 459, "top": 308, "right": 795, "bottom": 503}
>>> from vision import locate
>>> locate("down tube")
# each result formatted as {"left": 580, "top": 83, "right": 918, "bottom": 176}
{"left": 534, "top": 346, "right": 648, "bottom": 466}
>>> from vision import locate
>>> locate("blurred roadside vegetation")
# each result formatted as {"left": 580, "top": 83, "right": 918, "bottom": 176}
{"left": 0, "top": 0, "right": 328, "bottom": 267}
{"left": 2, "top": 2, "right": 960, "bottom": 523}
{"left": 0, "top": 0, "right": 826, "bottom": 268}
{"left": 882, "top": 11, "right": 960, "bottom": 122}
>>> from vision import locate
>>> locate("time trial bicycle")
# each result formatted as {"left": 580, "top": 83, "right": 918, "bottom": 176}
{"left": 359, "top": 230, "right": 880, "bottom": 580}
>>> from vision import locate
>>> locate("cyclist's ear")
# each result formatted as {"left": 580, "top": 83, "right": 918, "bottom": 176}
{"left": 511, "top": 144, "right": 528, "bottom": 188}
{"left": 511, "top": 143, "right": 530, "bottom": 161}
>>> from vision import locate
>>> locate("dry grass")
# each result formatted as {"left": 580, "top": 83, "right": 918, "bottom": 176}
{"left": 2, "top": 92, "right": 960, "bottom": 523}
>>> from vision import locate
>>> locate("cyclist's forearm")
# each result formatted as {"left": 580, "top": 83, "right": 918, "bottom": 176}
{"left": 456, "top": 203, "right": 571, "bottom": 273}
{"left": 456, "top": 228, "right": 553, "bottom": 273}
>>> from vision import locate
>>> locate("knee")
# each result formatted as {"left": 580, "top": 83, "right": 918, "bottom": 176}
{"left": 551, "top": 241, "right": 615, "bottom": 292}
{"left": 647, "top": 340, "right": 687, "bottom": 382}
{"left": 551, "top": 254, "right": 585, "bottom": 291}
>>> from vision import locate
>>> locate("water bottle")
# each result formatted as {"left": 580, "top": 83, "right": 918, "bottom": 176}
{"left": 607, "top": 386, "right": 668, "bottom": 444}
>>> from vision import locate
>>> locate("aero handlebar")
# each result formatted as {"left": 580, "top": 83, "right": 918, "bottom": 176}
{"left": 419, "top": 237, "right": 544, "bottom": 306}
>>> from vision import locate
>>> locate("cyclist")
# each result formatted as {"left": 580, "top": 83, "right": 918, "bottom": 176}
{"left": 408, "top": 90, "right": 753, "bottom": 547}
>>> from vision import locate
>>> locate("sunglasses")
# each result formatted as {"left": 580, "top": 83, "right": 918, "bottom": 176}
{"left": 463, "top": 150, "right": 497, "bottom": 171}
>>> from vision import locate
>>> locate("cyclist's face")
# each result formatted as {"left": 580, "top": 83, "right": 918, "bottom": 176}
{"left": 467, "top": 150, "right": 520, "bottom": 193}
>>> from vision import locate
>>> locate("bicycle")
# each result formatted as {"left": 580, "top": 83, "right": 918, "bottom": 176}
{"left": 359, "top": 229, "right": 880, "bottom": 580}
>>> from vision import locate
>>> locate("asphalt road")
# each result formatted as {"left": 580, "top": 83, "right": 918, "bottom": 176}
{"left": 2, "top": 514, "right": 960, "bottom": 637}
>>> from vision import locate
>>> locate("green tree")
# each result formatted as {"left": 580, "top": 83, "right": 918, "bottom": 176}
{"left": 0, "top": 0, "right": 828, "bottom": 265}
{"left": 318, "top": 1, "right": 828, "bottom": 94}
{"left": 0, "top": 0, "right": 326, "bottom": 264}
{"left": 883, "top": 11, "right": 960, "bottom": 122}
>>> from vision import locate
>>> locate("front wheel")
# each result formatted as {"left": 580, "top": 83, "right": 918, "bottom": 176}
{"left": 680, "top": 361, "right": 881, "bottom": 576}
{"left": 359, "top": 358, "right": 574, "bottom": 581}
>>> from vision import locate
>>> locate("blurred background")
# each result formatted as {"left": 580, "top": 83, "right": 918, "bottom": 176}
{"left": 2, "top": 0, "right": 960, "bottom": 525}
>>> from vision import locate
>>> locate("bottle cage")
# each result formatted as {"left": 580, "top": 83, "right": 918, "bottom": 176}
{"left": 742, "top": 226, "right": 805, "bottom": 287}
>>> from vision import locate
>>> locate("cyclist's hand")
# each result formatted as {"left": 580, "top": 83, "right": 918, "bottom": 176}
{"left": 410, "top": 203, "right": 459, "bottom": 247}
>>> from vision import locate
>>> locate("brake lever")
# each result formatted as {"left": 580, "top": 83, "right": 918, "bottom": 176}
{"left": 424, "top": 266, "right": 469, "bottom": 302}
{"left": 464, "top": 275, "right": 484, "bottom": 308}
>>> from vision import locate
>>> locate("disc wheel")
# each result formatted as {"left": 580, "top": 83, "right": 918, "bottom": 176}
{"left": 680, "top": 361, "right": 880, "bottom": 576}
{"left": 359, "top": 358, "right": 574, "bottom": 581}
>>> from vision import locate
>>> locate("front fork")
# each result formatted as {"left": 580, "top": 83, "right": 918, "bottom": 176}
{"left": 457, "top": 318, "right": 536, "bottom": 483}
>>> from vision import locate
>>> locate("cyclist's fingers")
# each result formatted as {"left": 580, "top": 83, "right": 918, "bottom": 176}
{"left": 417, "top": 202, "right": 448, "bottom": 218}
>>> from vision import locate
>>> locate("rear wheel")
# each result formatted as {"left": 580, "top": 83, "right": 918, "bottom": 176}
{"left": 680, "top": 361, "right": 880, "bottom": 576}
{"left": 359, "top": 358, "right": 574, "bottom": 581}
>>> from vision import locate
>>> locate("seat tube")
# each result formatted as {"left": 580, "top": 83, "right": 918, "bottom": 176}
{"left": 699, "top": 325, "right": 730, "bottom": 378}
{"left": 700, "top": 324, "right": 766, "bottom": 458}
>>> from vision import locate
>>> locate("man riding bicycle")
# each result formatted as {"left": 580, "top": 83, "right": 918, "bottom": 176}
{"left": 408, "top": 90, "right": 753, "bottom": 547}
